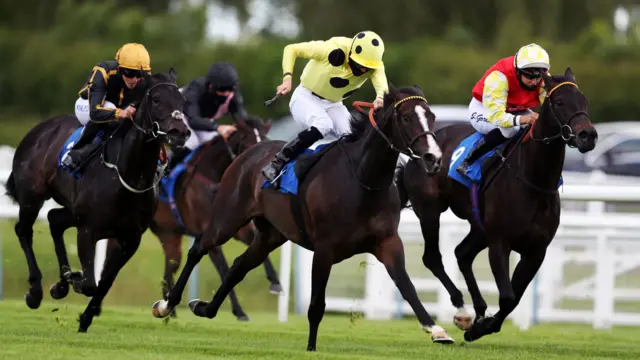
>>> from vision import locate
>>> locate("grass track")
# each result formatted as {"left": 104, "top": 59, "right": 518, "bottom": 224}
{"left": 0, "top": 300, "right": 639, "bottom": 360}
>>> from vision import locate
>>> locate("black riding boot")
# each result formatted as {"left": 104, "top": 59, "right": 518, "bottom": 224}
{"left": 456, "top": 128, "right": 507, "bottom": 176}
{"left": 62, "top": 122, "right": 103, "bottom": 170}
{"left": 261, "top": 126, "right": 323, "bottom": 186}
{"left": 166, "top": 147, "right": 192, "bottom": 174}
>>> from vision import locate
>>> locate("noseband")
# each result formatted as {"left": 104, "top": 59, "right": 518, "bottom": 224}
{"left": 353, "top": 95, "right": 436, "bottom": 159}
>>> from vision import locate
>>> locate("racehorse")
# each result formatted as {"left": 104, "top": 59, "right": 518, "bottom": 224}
{"left": 149, "top": 115, "right": 281, "bottom": 321}
{"left": 4, "top": 69, "right": 190, "bottom": 332}
{"left": 152, "top": 84, "right": 456, "bottom": 351}
{"left": 394, "top": 68, "right": 598, "bottom": 341}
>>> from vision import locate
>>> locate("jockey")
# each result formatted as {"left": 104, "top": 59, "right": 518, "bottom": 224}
{"left": 456, "top": 43, "right": 550, "bottom": 176}
{"left": 166, "top": 62, "right": 247, "bottom": 171}
{"left": 261, "top": 30, "right": 389, "bottom": 186}
{"left": 63, "top": 43, "right": 151, "bottom": 170}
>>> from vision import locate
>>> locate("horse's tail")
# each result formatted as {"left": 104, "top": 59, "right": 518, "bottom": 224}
{"left": 4, "top": 171, "right": 17, "bottom": 203}
{"left": 394, "top": 163, "right": 410, "bottom": 209}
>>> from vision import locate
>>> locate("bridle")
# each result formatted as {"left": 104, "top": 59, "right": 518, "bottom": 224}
{"left": 353, "top": 95, "right": 436, "bottom": 160}
{"left": 103, "top": 81, "right": 186, "bottom": 193}
{"left": 525, "top": 81, "right": 588, "bottom": 146}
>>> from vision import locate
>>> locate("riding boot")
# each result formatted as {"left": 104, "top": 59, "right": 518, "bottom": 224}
{"left": 166, "top": 147, "right": 192, "bottom": 174}
{"left": 62, "top": 121, "right": 103, "bottom": 169}
{"left": 456, "top": 128, "right": 507, "bottom": 176}
{"left": 261, "top": 126, "right": 323, "bottom": 186}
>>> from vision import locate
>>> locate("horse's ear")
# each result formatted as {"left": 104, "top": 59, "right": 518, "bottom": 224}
{"left": 168, "top": 67, "right": 178, "bottom": 83}
{"left": 564, "top": 67, "right": 576, "bottom": 83}
{"left": 542, "top": 72, "right": 553, "bottom": 93}
{"left": 265, "top": 118, "right": 272, "bottom": 132}
{"left": 413, "top": 84, "right": 425, "bottom": 96}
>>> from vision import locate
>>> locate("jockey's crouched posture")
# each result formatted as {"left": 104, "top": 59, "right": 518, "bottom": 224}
{"left": 261, "top": 30, "right": 390, "bottom": 186}
{"left": 63, "top": 43, "right": 151, "bottom": 170}
{"left": 166, "top": 62, "right": 248, "bottom": 172}
{"left": 456, "top": 43, "right": 551, "bottom": 176}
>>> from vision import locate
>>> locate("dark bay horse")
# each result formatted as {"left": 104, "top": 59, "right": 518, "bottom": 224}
{"left": 149, "top": 115, "right": 282, "bottom": 321}
{"left": 152, "top": 85, "right": 456, "bottom": 351}
{"left": 4, "top": 70, "right": 190, "bottom": 332}
{"left": 395, "top": 68, "right": 598, "bottom": 342}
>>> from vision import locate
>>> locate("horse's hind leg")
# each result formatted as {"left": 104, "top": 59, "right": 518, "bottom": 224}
{"left": 190, "top": 217, "right": 286, "bottom": 320}
{"left": 15, "top": 201, "right": 45, "bottom": 309}
{"left": 374, "top": 235, "right": 454, "bottom": 344}
{"left": 47, "top": 208, "right": 74, "bottom": 300}
{"left": 455, "top": 228, "right": 489, "bottom": 323}
{"left": 235, "top": 222, "right": 283, "bottom": 294}
{"left": 78, "top": 234, "right": 142, "bottom": 332}
{"left": 414, "top": 205, "right": 469, "bottom": 328}
{"left": 207, "top": 247, "right": 250, "bottom": 321}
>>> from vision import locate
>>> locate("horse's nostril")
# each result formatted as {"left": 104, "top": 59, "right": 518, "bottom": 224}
{"left": 423, "top": 153, "right": 437, "bottom": 164}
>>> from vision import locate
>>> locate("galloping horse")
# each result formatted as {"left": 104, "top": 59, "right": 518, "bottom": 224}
{"left": 151, "top": 85, "right": 456, "bottom": 351}
{"left": 4, "top": 69, "right": 190, "bottom": 332}
{"left": 395, "top": 68, "right": 598, "bottom": 341}
{"left": 149, "top": 115, "right": 281, "bottom": 321}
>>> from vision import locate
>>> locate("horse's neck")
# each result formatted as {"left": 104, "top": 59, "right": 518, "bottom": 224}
{"left": 118, "top": 127, "right": 160, "bottom": 189}
{"left": 522, "top": 105, "right": 566, "bottom": 190}
{"left": 353, "top": 124, "right": 399, "bottom": 190}
{"left": 196, "top": 139, "right": 233, "bottom": 181}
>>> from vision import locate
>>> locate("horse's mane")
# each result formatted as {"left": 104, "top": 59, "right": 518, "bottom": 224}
{"left": 244, "top": 116, "right": 265, "bottom": 129}
{"left": 343, "top": 85, "right": 426, "bottom": 143}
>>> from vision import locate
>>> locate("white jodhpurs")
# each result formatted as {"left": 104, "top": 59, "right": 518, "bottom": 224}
{"left": 289, "top": 85, "right": 351, "bottom": 138}
{"left": 468, "top": 98, "right": 528, "bottom": 139}
{"left": 74, "top": 97, "right": 116, "bottom": 126}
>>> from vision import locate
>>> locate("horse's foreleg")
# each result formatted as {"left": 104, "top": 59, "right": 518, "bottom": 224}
{"left": 374, "top": 235, "right": 454, "bottom": 344}
{"left": 78, "top": 234, "right": 141, "bottom": 332}
{"left": 303, "top": 243, "right": 336, "bottom": 352}
{"left": 235, "top": 222, "right": 282, "bottom": 294}
{"left": 74, "top": 227, "right": 97, "bottom": 297}
{"left": 189, "top": 218, "right": 286, "bottom": 321}
{"left": 207, "top": 246, "right": 250, "bottom": 321}
{"left": 416, "top": 208, "right": 469, "bottom": 329}
{"left": 47, "top": 208, "right": 74, "bottom": 300}
{"left": 454, "top": 229, "right": 489, "bottom": 324}
{"left": 152, "top": 235, "right": 206, "bottom": 318}
{"left": 16, "top": 203, "right": 45, "bottom": 309}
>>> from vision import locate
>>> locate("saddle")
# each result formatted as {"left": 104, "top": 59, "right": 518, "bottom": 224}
{"left": 293, "top": 141, "right": 339, "bottom": 184}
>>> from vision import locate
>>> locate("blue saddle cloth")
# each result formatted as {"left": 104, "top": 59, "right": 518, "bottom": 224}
{"left": 58, "top": 126, "right": 104, "bottom": 178}
{"left": 448, "top": 131, "right": 563, "bottom": 189}
{"left": 158, "top": 148, "right": 198, "bottom": 234}
{"left": 261, "top": 144, "right": 329, "bottom": 195}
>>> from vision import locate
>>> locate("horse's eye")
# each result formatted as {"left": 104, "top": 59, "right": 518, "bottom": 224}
{"left": 402, "top": 115, "right": 410, "bottom": 122}
{"left": 555, "top": 101, "right": 563, "bottom": 107}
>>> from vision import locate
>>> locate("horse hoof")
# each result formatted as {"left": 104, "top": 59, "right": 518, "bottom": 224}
{"left": 25, "top": 290, "right": 43, "bottom": 309}
{"left": 188, "top": 299, "right": 202, "bottom": 314}
{"left": 269, "top": 284, "right": 283, "bottom": 295}
{"left": 453, "top": 309, "right": 473, "bottom": 331}
{"left": 431, "top": 330, "right": 455, "bottom": 344}
{"left": 236, "top": 314, "right": 250, "bottom": 322}
{"left": 50, "top": 282, "right": 70, "bottom": 300}
{"left": 152, "top": 300, "right": 172, "bottom": 318}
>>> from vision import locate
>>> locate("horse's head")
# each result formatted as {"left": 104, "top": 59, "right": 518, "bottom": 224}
{"left": 135, "top": 68, "right": 191, "bottom": 148}
{"left": 227, "top": 115, "right": 272, "bottom": 155}
{"left": 540, "top": 67, "right": 597, "bottom": 153}
{"left": 380, "top": 84, "right": 443, "bottom": 175}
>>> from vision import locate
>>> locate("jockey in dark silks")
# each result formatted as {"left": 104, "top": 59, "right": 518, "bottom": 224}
{"left": 62, "top": 43, "right": 151, "bottom": 170}
{"left": 166, "top": 62, "right": 249, "bottom": 171}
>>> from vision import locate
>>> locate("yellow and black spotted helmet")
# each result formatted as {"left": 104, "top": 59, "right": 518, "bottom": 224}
{"left": 349, "top": 31, "right": 384, "bottom": 69}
